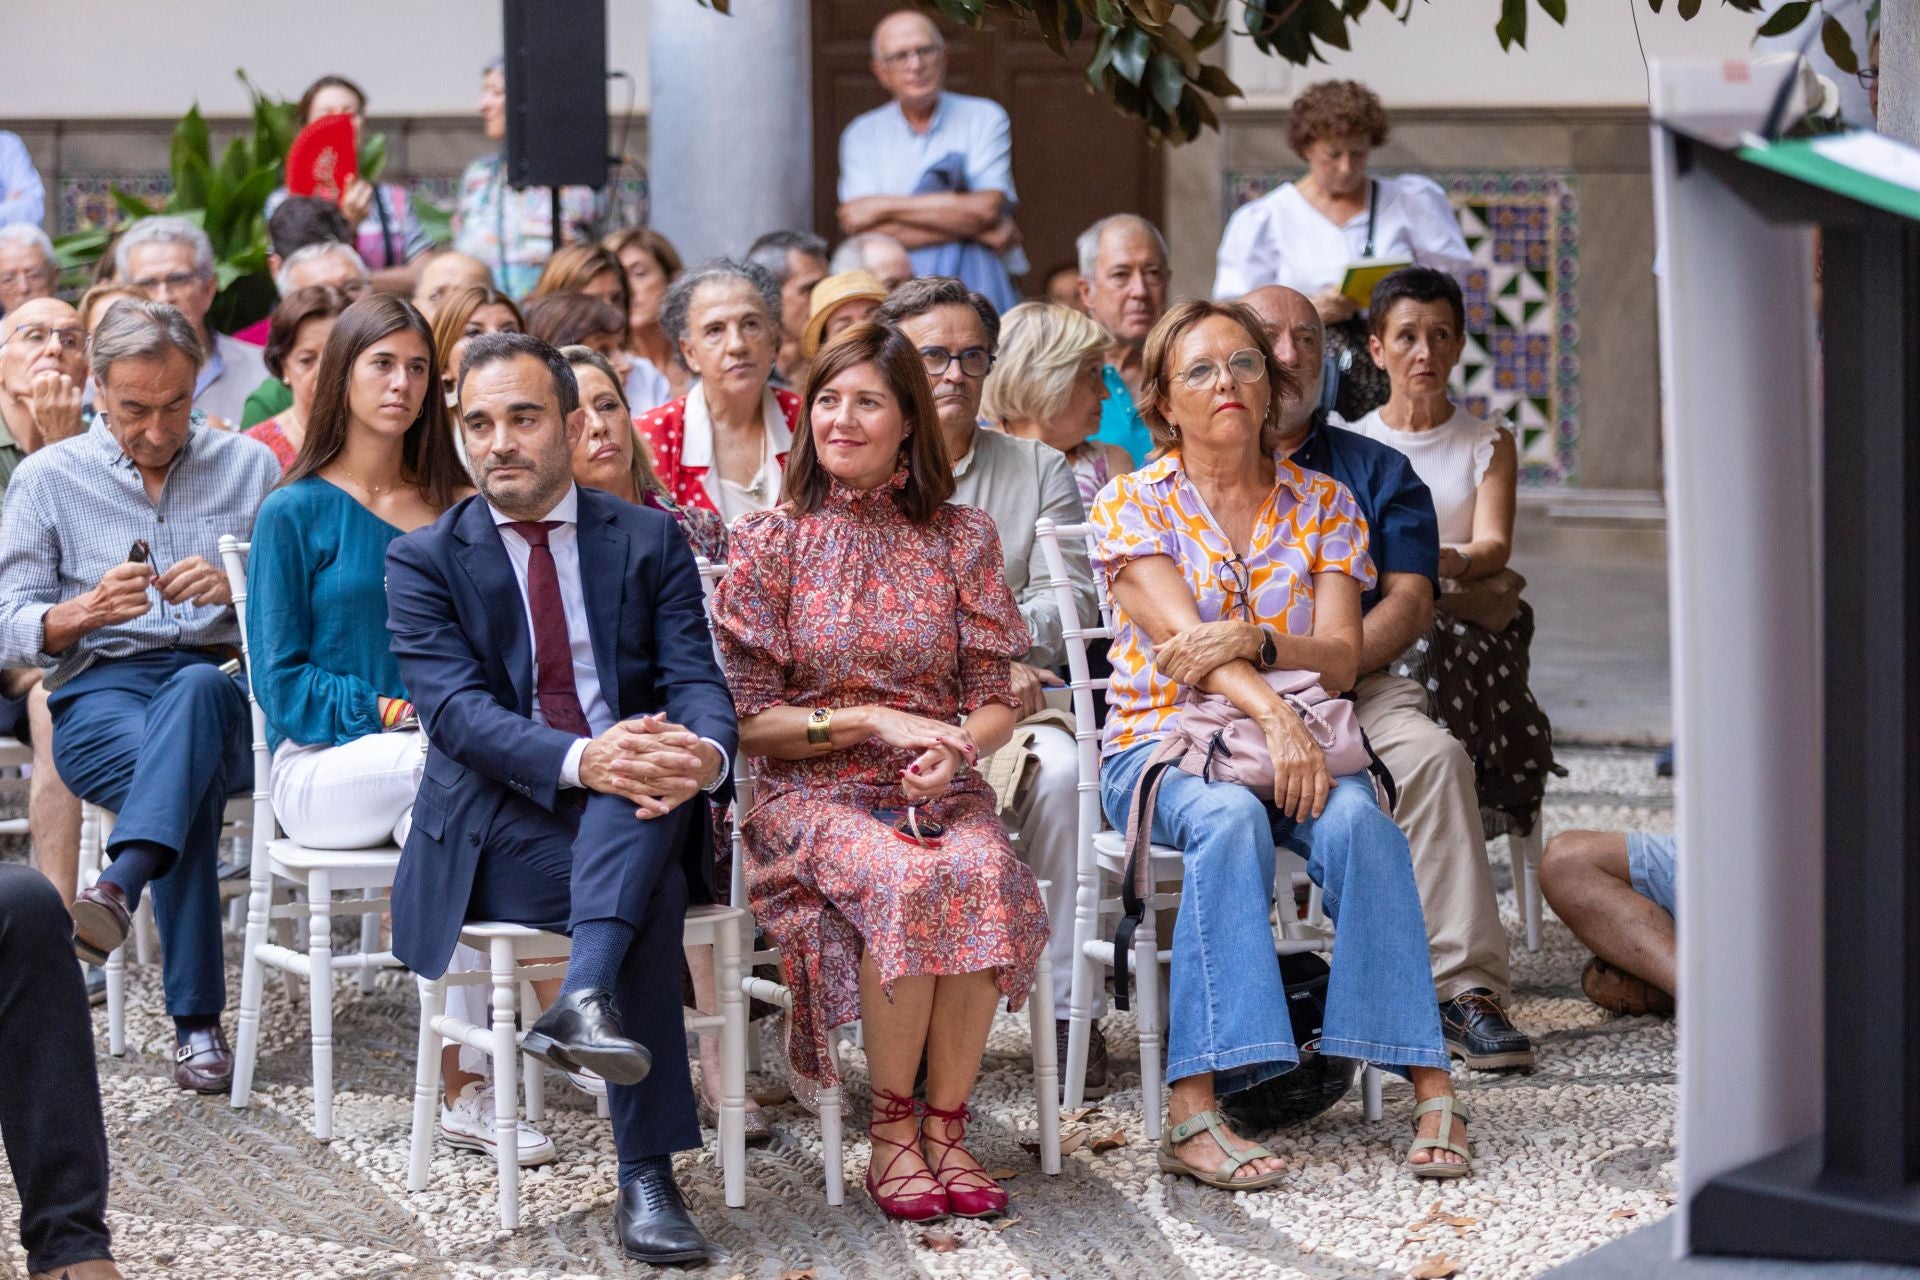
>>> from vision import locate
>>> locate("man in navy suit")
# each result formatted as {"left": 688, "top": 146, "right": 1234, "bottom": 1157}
{"left": 386, "top": 332, "right": 736, "bottom": 1265}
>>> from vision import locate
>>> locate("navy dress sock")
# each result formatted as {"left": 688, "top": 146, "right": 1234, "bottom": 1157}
{"left": 96, "top": 840, "right": 167, "bottom": 910}
{"left": 619, "top": 1152, "right": 674, "bottom": 1187}
{"left": 560, "top": 918, "right": 635, "bottom": 996}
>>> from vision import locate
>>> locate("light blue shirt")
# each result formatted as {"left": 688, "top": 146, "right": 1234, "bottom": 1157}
{"left": 1094, "top": 364, "right": 1154, "bottom": 467}
{"left": 0, "top": 132, "right": 45, "bottom": 228}
{"left": 838, "top": 91, "right": 1028, "bottom": 277}
{"left": 0, "top": 413, "right": 280, "bottom": 687}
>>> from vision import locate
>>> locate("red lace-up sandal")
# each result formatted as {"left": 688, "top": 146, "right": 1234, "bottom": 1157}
{"left": 865, "top": 1087, "right": 950, "bottom": 1222}
{"left": 921, "top": 1101, "right": 1008, "bottom": 1218}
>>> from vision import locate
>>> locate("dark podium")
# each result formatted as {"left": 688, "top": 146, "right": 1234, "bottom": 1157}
{"left": 1630, "top": 56, "right": 1920, "bottom": 1272}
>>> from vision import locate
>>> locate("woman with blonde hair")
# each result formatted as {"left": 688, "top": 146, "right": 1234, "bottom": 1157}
{"left": 982, "top": 301, "right": 1132, "bottom": 506}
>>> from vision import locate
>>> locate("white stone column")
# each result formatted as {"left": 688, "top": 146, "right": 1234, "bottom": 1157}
{"left": 648, "top": 0, "right": 814, "bottom": 265}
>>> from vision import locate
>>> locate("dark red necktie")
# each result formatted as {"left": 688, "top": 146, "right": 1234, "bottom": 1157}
{"left": 504, "top": 520, "right": 591, "bottom": 737}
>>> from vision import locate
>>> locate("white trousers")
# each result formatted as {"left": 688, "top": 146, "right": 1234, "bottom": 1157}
{"left": 271, "top": 731, "right": 425, "bottom": 851}
{"left": 1014, "top": 724, "right": 1099, "bottom": 1020}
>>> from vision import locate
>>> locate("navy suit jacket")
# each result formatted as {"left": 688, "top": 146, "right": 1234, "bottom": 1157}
{"left": 384, "top": 486, "right": 738, "bottom": 979}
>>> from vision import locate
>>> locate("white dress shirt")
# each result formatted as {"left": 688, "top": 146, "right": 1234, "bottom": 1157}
{"left": 488, "top": 485, "right": 725, "bottom": 792}
{"left": 1210, "top": 174, "right": 1473, "bottom": 300}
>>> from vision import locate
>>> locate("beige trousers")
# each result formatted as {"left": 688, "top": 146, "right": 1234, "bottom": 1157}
{"left": 1352, "top": 670, "right": 1510, "bottom": 1002}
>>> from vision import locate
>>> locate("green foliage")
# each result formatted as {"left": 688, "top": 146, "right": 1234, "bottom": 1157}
{"left": 61, "top": 68, "right": 417, "bottom": 332}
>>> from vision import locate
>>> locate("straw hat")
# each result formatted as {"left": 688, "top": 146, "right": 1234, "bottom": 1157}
{"left": 801, "top": 270, "right": 890, "bottom": 359}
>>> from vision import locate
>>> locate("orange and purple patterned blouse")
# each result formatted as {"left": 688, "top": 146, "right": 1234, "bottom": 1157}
{"left": 1088, "top": 451, "right": 1376, "bottom": 758}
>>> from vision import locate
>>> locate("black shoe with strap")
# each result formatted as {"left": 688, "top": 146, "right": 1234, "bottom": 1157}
{"left": 1440, "top": 988, "right": 1535, "bottom": 1071}
{"left": 614, "top": 1165, "right": 710, "bottom": 1265}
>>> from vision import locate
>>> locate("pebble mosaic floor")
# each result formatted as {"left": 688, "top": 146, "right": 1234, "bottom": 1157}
{"left": 0, "top": 746, "right": 1674, "bottom": 1280}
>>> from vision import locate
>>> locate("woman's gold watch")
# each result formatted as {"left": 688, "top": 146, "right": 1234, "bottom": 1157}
{"left": 806, "top": 706, "right": 834, "bottom": 748}
{"left": 1255, "top": 625, "right": 1280, "bottom": 671}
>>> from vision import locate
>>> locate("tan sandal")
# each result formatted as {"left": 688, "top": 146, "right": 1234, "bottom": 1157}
{"left": 1408, "top": 1095, "right": 1473, "bottom": 1180}
{"left": 1156, "top": 1109, "right": 1287, "bottom": 1191}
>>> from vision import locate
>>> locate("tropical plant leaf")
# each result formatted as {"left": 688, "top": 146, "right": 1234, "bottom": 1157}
{"left": 413, "top": 194, "right": 454, "bottom": 248}
{"left": 1676, "top": 0, "right": 1699, "bottom": 19}
{"left": 109, "top": 185, "right": 164, "bottom": 223}
{"left": 360, "top": 132, "right": 389, "bottom": 186}
{"left": 169, "top": 108, "right": 212, "bottom": 211}
{"left": 1111, "top": 24, "right": 1151, "bottom": 82}
{"left": 1146, "top": 51, "right": 1185, "bottom": 111}
{"left": 1538, "top": 0, "right": 1568, "bottom": 24}
{"left": 1820, "top": 14, "right": 1858, "bottom": 74}
{"left": 1306, "top": 0, "right": 1352, "bottom": 51}
{"left": 1755, "top": 0, "right": 1812, "bottom": 38}
{"left": 1496, "top": 0, "right": 1528, "bottom": 49}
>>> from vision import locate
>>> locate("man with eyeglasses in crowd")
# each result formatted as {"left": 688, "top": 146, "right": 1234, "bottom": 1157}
{"left": 237, "top": 235, "right": 372, "bottom": 429}
{"left": 115, "top": 216, "right": 268, "bottom": 426}
{"left": 0, "top": 224, "right": 59, "bottom": 321}
{"left": 838, "top": 10, "right": 1027, "bottom": 314}
{"left": 0, "top": 300, "right": 91, "bottom": 964}
{"left": 875, "top": 277, "right": 1104, "bottom": 1093}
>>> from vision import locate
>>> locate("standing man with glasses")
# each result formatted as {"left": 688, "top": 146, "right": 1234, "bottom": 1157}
{"left": 116, "top": 217, "right": 268, "bottom": 426}
{"left": 0, "top": 224, "right": 59, "bottom": 320}
{"left": 839, "top": 10, "right": 1027, "bottom": 314}
{"left": 875, "top": 277, "right": 1104, "bottom": 1093}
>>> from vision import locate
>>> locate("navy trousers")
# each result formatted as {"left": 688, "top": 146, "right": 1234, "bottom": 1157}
{"left": 466, "top": 788, "right": 701, "bottom": 1160}
{"left": 47, "top": 649, "right": 250, "bottom": 1020}
{"left": 0, "top": 865, "right": 114, "bottom": 1274}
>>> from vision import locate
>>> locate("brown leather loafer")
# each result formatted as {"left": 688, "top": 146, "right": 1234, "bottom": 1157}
{"left": 1581, "top": 957, "right": 1675, "bottom": 1017}
{"left": 71, "top": 883, "right": 132, "bottom": 966}
{"left": 173, "top": 1025, "right": 234, "bottom": 1094}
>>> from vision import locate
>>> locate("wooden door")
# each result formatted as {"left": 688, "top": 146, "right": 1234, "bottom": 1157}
{"left": 811, "top": 0, "right": 1164, "bottom": 296}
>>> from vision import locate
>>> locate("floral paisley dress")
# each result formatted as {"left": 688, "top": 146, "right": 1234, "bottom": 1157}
{"left": 709, "top": 475, "right": 1050, "bottom": 1086}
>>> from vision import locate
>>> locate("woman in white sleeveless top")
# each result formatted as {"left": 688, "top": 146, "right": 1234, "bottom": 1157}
{"left": 1348, "top": 268, "right": 1560, "bottom": 839}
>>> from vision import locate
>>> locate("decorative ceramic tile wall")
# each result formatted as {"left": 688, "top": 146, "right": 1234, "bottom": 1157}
{"left": 1225, "top": 170, "right": 1580, "bottom": 486}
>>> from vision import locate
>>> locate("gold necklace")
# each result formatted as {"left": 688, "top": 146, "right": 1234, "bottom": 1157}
{"left": 336, "top": 463, "right": 400, "bottom": 497}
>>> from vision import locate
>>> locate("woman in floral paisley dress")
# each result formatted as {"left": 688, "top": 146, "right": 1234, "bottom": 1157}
{"left": 710, "top": 322, "right": 1047, "bottom": 1223}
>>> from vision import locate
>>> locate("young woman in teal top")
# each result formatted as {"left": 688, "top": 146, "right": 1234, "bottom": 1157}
{"left": 247, "top": 293, "right": 466, "bottom": 851}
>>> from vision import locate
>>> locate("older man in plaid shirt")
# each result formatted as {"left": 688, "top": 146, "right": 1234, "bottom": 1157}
{"left": 0, "top": 300, "right": 278, "bottom": 1094}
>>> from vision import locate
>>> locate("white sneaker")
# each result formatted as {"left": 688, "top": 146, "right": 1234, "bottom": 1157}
{"left": 439, "top": 1082, "right": 557, "bottom": 1167}
{"left": 565, "top": 1066, "right": 609, "bottom": 1099}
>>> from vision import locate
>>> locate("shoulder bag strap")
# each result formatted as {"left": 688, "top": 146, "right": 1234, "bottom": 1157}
{"left": 1112, "top": 735, "right": 1184, "bottom": 1011}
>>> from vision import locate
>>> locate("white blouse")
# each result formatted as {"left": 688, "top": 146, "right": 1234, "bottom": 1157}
{"left": 1211, "top": 174, "right": 1473, "bottom": 300}
{"left": 682, "top": 384, "right": 792, "bottom": 523}
{"left": 1347, "top": 405, "right": 1504, "bottom": 545}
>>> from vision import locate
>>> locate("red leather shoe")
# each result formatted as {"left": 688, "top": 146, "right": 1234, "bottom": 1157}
{"left": 922, "top": 1101, "right": 1008, "bottom": 1218}
{"left": 865, "top": 1088, "right": 949, "bottom": 1222}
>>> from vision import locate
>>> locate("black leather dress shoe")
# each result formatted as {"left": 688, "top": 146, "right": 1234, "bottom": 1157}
{"left": 173, "top": 1025, "right": 235, "bottom": 1094}
{"left": 615, "top": 1166, "right": 710, "bottom": 1265}
{"left": 71, "top": 884, "right": 132, "bottom": 966}
{"left": 1440, "top": 989, "right": 1536, "bottom": 1071}
{"left": 520, "top": 989, "right": 652, "bottom": 1086}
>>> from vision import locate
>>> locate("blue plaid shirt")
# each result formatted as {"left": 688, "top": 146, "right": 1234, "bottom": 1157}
{"left": 0, "top": 413, "right": 280, "bottom": 688}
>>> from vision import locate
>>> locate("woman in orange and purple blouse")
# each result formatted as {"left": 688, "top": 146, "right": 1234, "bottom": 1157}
{"left": 1089, "top": 299, "right": 1467, "bottom": 1190}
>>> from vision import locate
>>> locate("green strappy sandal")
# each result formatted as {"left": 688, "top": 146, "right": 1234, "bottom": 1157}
{"left": 1408, "top": 1096, "right": 1473, "bottom": 1180}
{"left": 1156, "top": 1109, "right": 1287, "bottom": 1191}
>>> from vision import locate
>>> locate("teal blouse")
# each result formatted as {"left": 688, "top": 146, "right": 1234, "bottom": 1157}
{"left": 247, "top": 476, "right": 409, "bottom": 753}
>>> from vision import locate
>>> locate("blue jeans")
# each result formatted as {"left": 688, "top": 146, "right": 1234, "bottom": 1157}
{"left": 1102, "top": 742, "right": 1450, "bottom": 1095}
{"left": 48, "top": 650, "right": 250, "bottom": 1020}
